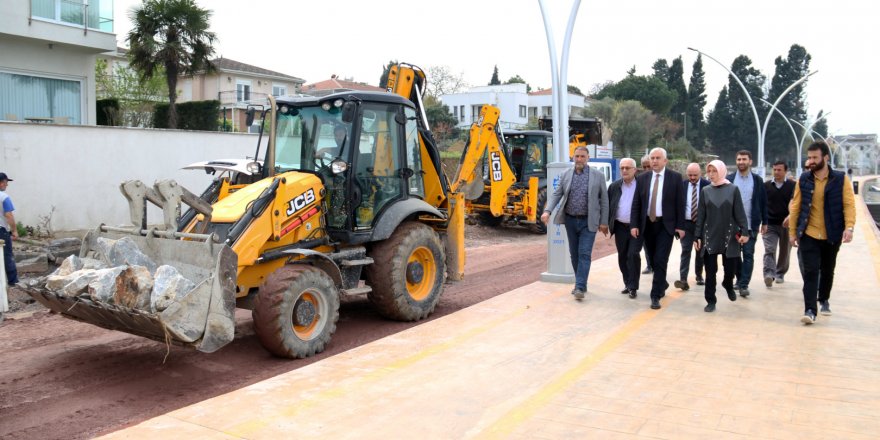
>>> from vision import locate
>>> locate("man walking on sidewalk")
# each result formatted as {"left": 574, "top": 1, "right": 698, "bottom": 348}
{"left": 727, "top": 150, "right": 768, "bottom": 298}
{"left": 630, "top": 148, "right": 685, "bottom": 310}
{"left": 763, "top": 161, "right": 795, "bottom": 286}
{"left": 608, "top": 158, "right": 640, "bottom": 299}
{"left": 675, "top": 163, "right": 709, "bottom": 290}
{"left": 542, "top": 147, "right": 609, "bottom": 300}
{"left": 789, "top": 141, "right": 855, "bottom": 325}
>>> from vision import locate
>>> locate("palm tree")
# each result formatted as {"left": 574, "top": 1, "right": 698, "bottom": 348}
{"left": 127, "top": 0, "right": 216, "bottom": 129}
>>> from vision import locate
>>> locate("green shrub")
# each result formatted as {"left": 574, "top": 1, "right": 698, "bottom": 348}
{"left": 153, "top": 100, "right": 221, "bottom": 131}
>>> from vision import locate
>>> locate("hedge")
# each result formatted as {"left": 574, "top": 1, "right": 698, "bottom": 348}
{"left": 153, "top": 100, "right": 220, "bottom": 131}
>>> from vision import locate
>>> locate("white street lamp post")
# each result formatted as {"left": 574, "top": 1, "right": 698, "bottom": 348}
{"left": 789, "top": 112, "right": 831, "bottom": 176}
{"left": 759, "top": 98, "right": 800, "bottom": 170}
{"left": 688, "top": 47, "right": 816, "bottom": 177}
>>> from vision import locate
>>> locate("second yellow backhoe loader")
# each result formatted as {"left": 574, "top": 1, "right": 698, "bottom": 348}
{"left": 25, "top": 63, "right": 513, "bottom": 359}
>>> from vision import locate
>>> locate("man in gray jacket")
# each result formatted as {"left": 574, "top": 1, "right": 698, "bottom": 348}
{"left": 541, "top": 147, "right": 609, "bottom": 299}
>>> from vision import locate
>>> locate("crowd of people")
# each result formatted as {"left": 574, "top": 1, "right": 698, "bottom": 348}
{"left": 541, "top": 141, "right": 856, "bottom": 325}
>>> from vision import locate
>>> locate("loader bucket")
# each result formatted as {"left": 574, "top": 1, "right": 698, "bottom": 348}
{"left": 24, "top": 227, "right": 238, "bottom": 353}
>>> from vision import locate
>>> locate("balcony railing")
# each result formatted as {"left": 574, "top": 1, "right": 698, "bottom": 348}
{"left": 30, "top": 0, "right": 114, "bottom": 33}
{"left": 218, "top": 90, "right": 271, "bottom": 106}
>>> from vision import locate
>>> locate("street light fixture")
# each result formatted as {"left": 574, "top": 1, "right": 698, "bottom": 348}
{"left": 681, "top": 111, "right": 687, "bottom": 140}
{"left": 788, "top": 112, "right": 831, "bottom": 176}
{"left": 688, "top": 46, "right": 817, "bottom": 177}
{"left": 758, "top": 98, "right": 801, "bottom": 174}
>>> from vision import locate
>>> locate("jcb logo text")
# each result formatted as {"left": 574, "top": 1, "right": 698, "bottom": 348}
{"left": 286, "top": 189, "right": 316, "bottom": 216}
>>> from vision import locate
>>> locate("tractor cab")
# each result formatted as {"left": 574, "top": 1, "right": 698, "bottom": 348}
{"left": 271, "top": 92, "right": 430, "bottom": 242}
{"left": 502, "top": 129, "right": 553, "bottom": 187}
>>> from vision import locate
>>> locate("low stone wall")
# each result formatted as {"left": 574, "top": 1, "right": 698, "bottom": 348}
{"left": 0, "top": 122, "right": 265, "bottom": 232}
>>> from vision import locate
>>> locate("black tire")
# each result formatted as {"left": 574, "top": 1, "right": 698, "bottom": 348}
{"left": 365, "top": 222, "right": 446, "bottom": 321}
{"left": 529, "top": 187, "right": 548, "bottom": 234}
{"left": 252, "top": 266, "right": 340, "bottom": 359}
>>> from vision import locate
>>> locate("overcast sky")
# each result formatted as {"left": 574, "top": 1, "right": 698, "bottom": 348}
{"left": 112, "top": 0, "right": 877, "bottom": 136}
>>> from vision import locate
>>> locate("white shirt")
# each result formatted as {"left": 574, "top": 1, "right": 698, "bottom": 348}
{"left": 684, "top": 180, "right": 700, "bottom": 221}
{"left": 647, "top": 168, "right": 666, "bottom": 218}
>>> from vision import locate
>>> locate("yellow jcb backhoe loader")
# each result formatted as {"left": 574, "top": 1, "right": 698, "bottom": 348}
{"left": 25, "top": 63, "right": 513, "bottom": 358}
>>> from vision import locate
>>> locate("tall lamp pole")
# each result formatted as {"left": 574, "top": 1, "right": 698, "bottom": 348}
{"left": 687, "top": 47, "right": 816, "bottom": 177}
{"left": 759, "top": 98, "right": 800, "bottom": 172}
{"left": 789, "top": 112, "right": 831, "bottom": 176}
{"left": 681, "top": 112, "right": 687, "bottom": 140}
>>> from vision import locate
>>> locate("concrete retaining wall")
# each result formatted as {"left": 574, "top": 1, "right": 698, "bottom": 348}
{"left": 0, "top": 121, "right": 266, "bottom": 232}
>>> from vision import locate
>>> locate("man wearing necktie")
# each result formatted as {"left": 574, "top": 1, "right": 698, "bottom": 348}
{"left": 675, "top": 163, "right": 710, "bottom": 291}
{"left": 630, "top": 148, "right": 685, "bottom": 309}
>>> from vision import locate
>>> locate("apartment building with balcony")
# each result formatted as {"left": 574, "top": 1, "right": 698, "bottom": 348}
{"left": 175, "top": 57, "right": 304, "bottom": 132}
{"left": 1, "top": 0, "right": 116, "bottom": 125}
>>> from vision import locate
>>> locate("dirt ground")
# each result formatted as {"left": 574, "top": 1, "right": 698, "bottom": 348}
{"left": 0, "top": 224, "right": 617, "bottom": 440}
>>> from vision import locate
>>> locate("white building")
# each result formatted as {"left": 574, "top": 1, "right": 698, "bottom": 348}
{"left": 1, "top": 0, "right": 117, "bottom": 125}
{"left": 439, "top": 84, "right": 587, "bottom": 129}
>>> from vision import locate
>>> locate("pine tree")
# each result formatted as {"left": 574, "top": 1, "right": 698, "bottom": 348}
{"left": 765, "top": 44, "right": 811, "bottom": 163}
{"left": 652, "top": 59, "right": 669, "bottom": 83}
{"left": 489, "top": 65, "right": 501, "bottom": 85}
{"left": 706, "top": 86, "right": 734, "bottom": 157}
{"left": 667, "top": 57, "right": 688, "bottom": 126}
{"left": 813, "top": 109, "right": 829, "bottom": 138}
{"left": 726, "top": 55, "right": 767, "bottom": 159}
{"left": 686, "top": 54, "right": 708, "bottom": 149}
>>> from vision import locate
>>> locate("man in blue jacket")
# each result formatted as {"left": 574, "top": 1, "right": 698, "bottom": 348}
{"left": 727, "top": 150, "right": 768, "bottom": 297}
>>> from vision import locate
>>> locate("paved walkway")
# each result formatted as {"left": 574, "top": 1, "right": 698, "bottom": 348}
{"left": 104, "top": 197, "right": 880, "bottom": 440}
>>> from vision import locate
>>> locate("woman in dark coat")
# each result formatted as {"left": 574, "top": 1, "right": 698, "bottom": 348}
{"left": 694, "top": 160, "right": 749, "bottom": 312}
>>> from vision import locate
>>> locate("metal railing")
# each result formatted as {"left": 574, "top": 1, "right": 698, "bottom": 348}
{"left": 29, "top": 0, "right": 114, "bottom": 34}
{"left": 217, "top": 90, "right": 271, "bottom": 106}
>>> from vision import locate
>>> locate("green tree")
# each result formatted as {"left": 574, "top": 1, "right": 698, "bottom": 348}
{"left": 667, "top": 57, "right": 688, "bottom": 123}
{"left": 96, "top": 58, "right": 169, "bottom": 127}
{"left": 594, "top": 75, "right": 676, "bottom": 115}
{"left": 611, "top": 100, "right": 652, "bottom": 157}
{"left": 423, "top": 95, "right": 459, "bottom": 150}
{"left": 379, "top": 59, "right": 397, "bottom": 89}
{"left": 686, "top": 54, "right": 708, "bottom": 149}
{"left": 725, "top": 55, "right": 767, "bottom": 157}
{"left": 813, "top": 109, "right": 829, "bottom": 138}
{"left": 127, "top": 0, "right": 217, "bottom": 129}
{"left": 706, "top": 86, "right": 735, "bottom": 158}
{"left": 581, "top": 96, "right": 616, "bottom": 126}
{"left": 652, "top": 58, "right": 669, "bottom": 83}
{"left": 567, "top": 85, "right": 583, "bottom": 95}
{"left": 503, "top": 74, "right": 530, "bottom": 92}
{"left": 488, "top": 65, "right": 501, "bottom": 85}
{"left": 765, "top": 44, "right": 811, "bottom": 163}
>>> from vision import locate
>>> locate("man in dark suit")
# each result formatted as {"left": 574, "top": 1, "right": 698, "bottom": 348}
{"left": 675, "top": 163, "right": 711, "bottom": 291}
{"left": 630, "top": 148, "right": 685, "bottom": 309}
{"left": 608, "top": 158, "right": 640, "bottom": 299}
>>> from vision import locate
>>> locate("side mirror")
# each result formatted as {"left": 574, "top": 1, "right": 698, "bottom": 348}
{"left": 399, "top": 168, "right": 414, "bottom": 179}
{"left": 341, "top": 101, "right": 357, "bottom": 123}
{"left": 245, "top": 108, "right": 255, "bottom": 126}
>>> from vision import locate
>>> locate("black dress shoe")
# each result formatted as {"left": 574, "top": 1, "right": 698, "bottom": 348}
{"left": 726, "top": 287, "right": 736, "bottom": 301}
{"left": 696, "top": 278, "right": 705, "bottom": 286}
{"left": 704, "top": 303, "right": 716, "bottom": 313}
{"left": 642, "top": 267, "right": 653, "bottom": 274}
{"left": 620, "top": 288, "right": 630, "bottom": 294}
{"left": 674, "top": 280, "right": 690, "bottom": 291}
{"left": 650, "top": 298, "right": 661, "bottom": 309}
{"left": 628, "top": 290, "right": 637, "bottom": 299}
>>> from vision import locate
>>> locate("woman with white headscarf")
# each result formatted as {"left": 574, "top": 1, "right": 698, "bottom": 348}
{"left": 694, "top": 160, "right": 749, "bottom": 313}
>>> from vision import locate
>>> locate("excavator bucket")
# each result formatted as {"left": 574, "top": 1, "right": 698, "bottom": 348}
{"left": 25, "top": 228, "right": 238, "bottom": 353}
{"left": 25, "top": 179, "right": 238, "bottom": 353}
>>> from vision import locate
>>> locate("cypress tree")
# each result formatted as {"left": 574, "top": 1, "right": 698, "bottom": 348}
{"left": 766, "top": 44, "right": 811, "bottom": 163}
{"left": 726, "top": 55, "right": 766, "bottom": 158}
{"left": 707, "top": 86, "right": 735, "bottom": 157}
{"left": 687, "top": 54, "right": 708, "bottom": 149}
{"left": 667, "top": 57, "right": 688, "bottom": 127}
{"left": 652, "top": 59, "right": 669, "bottom": 83}
{"left": 489, "top": 65, "right": 501, "bottom": 85}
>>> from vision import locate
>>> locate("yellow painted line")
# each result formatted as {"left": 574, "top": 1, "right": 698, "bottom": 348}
{"left": 478, "top": 290, "right": 681, "bottom": 439}
{"left": 224, "top": 286, "right": 570, "bottom": 437}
